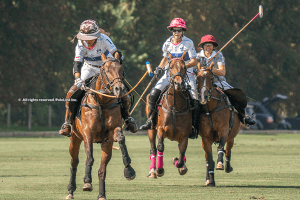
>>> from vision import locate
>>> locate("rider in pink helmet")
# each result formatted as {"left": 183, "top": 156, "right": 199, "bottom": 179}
{"left": 140, "top": 18, "right": 199, "bottom": 139}
{"left": 167, "top": 18, "right": 187, "bottom": 31}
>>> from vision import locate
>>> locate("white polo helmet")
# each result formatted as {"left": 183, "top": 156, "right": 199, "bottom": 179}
{"left": 76, "top": 19, "right": 101, "bottom": 40}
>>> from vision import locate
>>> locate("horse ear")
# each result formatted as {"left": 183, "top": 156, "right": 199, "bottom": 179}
{"left": 168, "top": 52, "right": 173, "bottom": 60}
{"left": 101, "top": 52, "right": 107, "bottom": 61}
{"left": 208, "top": 61, "right": 214, "bottom": 70}
{"left": 181, "top": 51, "right": 186, "bottom": 60}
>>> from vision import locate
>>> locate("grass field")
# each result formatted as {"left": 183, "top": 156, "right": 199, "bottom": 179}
{"left": 0, "top": 133, "right": 299, "bottom": 200}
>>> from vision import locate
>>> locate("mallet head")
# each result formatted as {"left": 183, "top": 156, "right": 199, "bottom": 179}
{"left": 146, "top": 61, "right": 153, "bottom": 77}
{"left": 259, "top": 5, "right": 263, "bottom": 18}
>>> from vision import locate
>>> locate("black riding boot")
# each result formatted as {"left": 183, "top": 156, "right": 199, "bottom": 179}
{"left": 139, "top": 88, "right": 161, "bottom": 130}
{"left": 189, "top": 99, "right": 199, "bottom": 139}
{"left": 223, "top": 88, "right": 256, "bottom": 126}
{"left": 121, "top": 95, "right": 138, "bottom": 133}
{"left": 59, "top": 85, "right": 81, "bottom": 137}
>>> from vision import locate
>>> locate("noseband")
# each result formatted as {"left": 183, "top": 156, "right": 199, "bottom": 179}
{"left": 168, "top": 58, "right": 188, "bottom": 90}
{"left": 100, "top": 58, "right": 124, "bottom": 93}
{"left": 199, "top": 69, "right": 214, "bottom": 102}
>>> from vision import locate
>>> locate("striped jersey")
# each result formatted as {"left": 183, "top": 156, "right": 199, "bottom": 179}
{"left": 162, "top": 35, "right": 196, "bottom": 73}
{"left": 74, "top": 33, "right": 117, "bottom": 66}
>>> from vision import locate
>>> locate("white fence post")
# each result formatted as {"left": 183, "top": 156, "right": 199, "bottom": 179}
{"left": 48, "top": 105, "right": 52, "bottom": 128}
{"left": 28, "top": 104, "right": 32, "bottom": 130}
{"left": 138, "top": 109, "right": 142, "bottom": 127}
{"left": 7, "top": 103, "right": 11, "bottom": 127}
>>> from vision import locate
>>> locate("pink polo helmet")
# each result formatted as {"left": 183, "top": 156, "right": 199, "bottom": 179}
{"left": 167, "top": 18, "right": 187, "bottom": 31}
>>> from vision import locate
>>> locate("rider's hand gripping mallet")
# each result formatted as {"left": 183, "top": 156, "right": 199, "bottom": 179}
{"left": 209, "top": 5, "right": 263, "bottom": 62}
{"left": 122, "top": 61, "right": 155, "bottom": 129}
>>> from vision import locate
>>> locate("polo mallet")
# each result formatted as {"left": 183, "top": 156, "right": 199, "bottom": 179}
{"left": 122, "top": 61, "right": 155, "bottom": 129}
{"left": 209, "top": 5, "right": 263, "bottom": 62}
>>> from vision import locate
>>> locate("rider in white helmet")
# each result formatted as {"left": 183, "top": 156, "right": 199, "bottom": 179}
{"left": 140, "top": 18, "right": 199, "bottom": 139}
{"left": 59, "top": 19, "right": 138, "bottom": 137}
{"left": 197, "top": 34, "right": 256, "bottom": 126}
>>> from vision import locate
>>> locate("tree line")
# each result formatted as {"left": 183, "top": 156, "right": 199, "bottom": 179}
{"left": 0, "top": 0, "right": 299, "bottom": 127}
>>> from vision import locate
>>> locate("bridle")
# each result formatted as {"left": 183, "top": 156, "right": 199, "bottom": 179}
{"left": 198, "top": 68, "right": 214, "bottom": 104}
{"left": 168, "top": 58, "right": 188, "bottom": 90}
{"left": 99, "top": 58, "right": 124, "bottom": 94}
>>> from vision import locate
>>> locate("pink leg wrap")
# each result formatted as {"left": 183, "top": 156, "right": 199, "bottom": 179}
{"left": 178, "top": 146, "right": 187, "bottom": 163}
{"left": 157, "top": 151, "right": 163, "bottom": 169}
{"left": 149, "top": 154, "right": 156, "bottom": 170}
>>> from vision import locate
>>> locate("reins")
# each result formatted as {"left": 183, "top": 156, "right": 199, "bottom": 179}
{"left": 86, "top": 59, "right": 147, "bottom": 99}
{"left": 161, "top": 58, "right": 191, "bottom": 140}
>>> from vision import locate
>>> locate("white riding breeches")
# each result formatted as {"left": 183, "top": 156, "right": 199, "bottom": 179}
{"left": 214, "top": 81, "right": 233, "bottom": 90}
{"left": 154, "top": 69, "right": 198, "bottom": 100}
{"left": 80, "top": 62, "right": 100, "bottom": 81}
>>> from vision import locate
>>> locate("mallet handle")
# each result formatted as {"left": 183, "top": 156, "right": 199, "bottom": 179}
{"left": 209, "top": 13, "right": 260, "bottom": 63}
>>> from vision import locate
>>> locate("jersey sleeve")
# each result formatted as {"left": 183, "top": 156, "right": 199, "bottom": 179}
{"left": 216, "top": 52, "right": 225, "bottom": 66}
{"left": 74, "top": 41, "right": 86, "bottom": 62}
{"left": 102, "top": 34, "right": 117, "bottom": 54}
{"left": 162, "top": 41, "right": 169, "bottom": 58}
{"left": 187, "top": 40, "right": 197, "bottom": 59}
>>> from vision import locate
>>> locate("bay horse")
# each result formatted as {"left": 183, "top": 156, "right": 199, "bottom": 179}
{"left": 197, "top": 62, "right": 241, "bottom": 187}
{"left": 66, "top": 53, "right": 136, "bottom": 200}
{"left": 147, "top": 52, "right": 192, "bottom": 178}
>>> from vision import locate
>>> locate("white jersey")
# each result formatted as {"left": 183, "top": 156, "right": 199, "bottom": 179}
{"left": 74, "top": 33, "right": 117, "bottom": 67}
{"left": 196, "top": 49, "right": 226, "bottom": 82}
{"left": 162, "top": 35, "right": 197, "bottom": 73}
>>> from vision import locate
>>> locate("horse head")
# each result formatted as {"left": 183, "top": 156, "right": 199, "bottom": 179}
{"left": 197, "top": 61, "right": 214, "bottom": 105}
{"left": 168, "top": 52, "right": 187, "bottom": 91}
{"left": 100, "top": 53, "right": 125, "bottom": 98}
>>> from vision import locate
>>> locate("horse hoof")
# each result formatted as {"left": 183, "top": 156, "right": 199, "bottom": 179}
{"left": 216, "top": 162, "right": 224, "bottom": 170}
{"left": 98, "top": 196, "right": 106, "bottom": 200}
{"left": 178, "top": 164, "right": 188, "bottom": 175}
{"left": 156, "top": 168, "right": 164, "bottom": 177}
{"left": 225, "top": 167, "right": 233, "bottom": 173}
{"left": 83, "top": 183, "right": 93, "bottom": 191}
{"left": 147, "top": 168, "right": 157, "bottom": 178}
{"left": 124, "top": 165, "right": 136, "bottom": 180}
{"left": 65, "top": 194, "right": 74, "bottom": 199}
{"left": 205, "top": 180, "right": 215, "bottom": 187}
{"left": 172, "top": 157, "right": 179, "bottom": 166}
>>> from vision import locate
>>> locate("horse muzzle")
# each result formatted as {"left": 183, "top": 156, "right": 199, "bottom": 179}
{"left": 113, "top": 84, "right": 126, "bottom": 98}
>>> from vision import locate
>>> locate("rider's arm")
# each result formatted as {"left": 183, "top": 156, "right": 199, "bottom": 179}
{"left": 73, "top": 61, "right": 83, "bottom": 79}
{"left": 158, "top": 57, "right": 169, "bottom": 68}
{"left": 186, "top": 58, "right": 197, "bottom": 68}
{"left": 212, "top": 64, "right": 226, "bottom": 76}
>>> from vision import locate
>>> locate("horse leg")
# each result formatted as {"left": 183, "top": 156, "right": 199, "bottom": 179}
{"left": 156, "top": 134, "right": 164, "bottom": 177}
{"left": 225, "top": 139, "right": 234, "bottom": 173}
{"left": 82, "top": 136, "right": 94, "bottom": 191}
{"left": 202, "top": 139, "right": 215, "bottom": 186}
{"left": 97, "top": 140, "right": 113, "bottom": 200}
{"left": 66, "top": 135, "right": 82, "bottom": 199}
{"left": 115, "top": 127, "right": 136, "bottom": 180}
{"left": 172, "top": 137, "right": 188, "bottom": 175}
{"left": 148, "top": 129, "right": 157, "bottom": 178}
{"left": 216, "top": 136, "right": 227, "bottom": 170}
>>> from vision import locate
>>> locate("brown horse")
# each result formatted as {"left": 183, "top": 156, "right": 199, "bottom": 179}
{"left": 66, "top": 53, "right": 136, "bottom": 200}
{"left": 197, "top": 62, "right": 240, "bottom": 187}
{"left": 146, "top": 52, "right": 192, "bottom": 178}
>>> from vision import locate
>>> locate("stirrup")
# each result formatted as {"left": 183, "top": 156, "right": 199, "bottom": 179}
{"left": 139, "top": 119, "right": 153, "bottom": 130}
{"left": 243, "top": 117, "right": 256, "bottom": 126}
{"left": 59, "top": 122, "right": 72, "bottom": 137}
{"left": 124, "top": 117, "right": 138, "bottom": 133}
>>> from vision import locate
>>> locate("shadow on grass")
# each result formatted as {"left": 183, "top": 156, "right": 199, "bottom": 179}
{"left": 165, "top": 184, "right": 300, "bottom": 189}
{"left": 0, "top": 175, "right": 40, "bottom": 177}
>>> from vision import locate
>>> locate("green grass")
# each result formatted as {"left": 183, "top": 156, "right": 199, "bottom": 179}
{"left": 0, "top": 133, "right": 299, "bottom": 200}
{"left": 0, "top": 125, "right": 61, "bottom": 132}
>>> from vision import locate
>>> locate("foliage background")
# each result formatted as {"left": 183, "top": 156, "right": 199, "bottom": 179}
{"left": 0, "top": 0, "right": 299, "bottom": 128}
